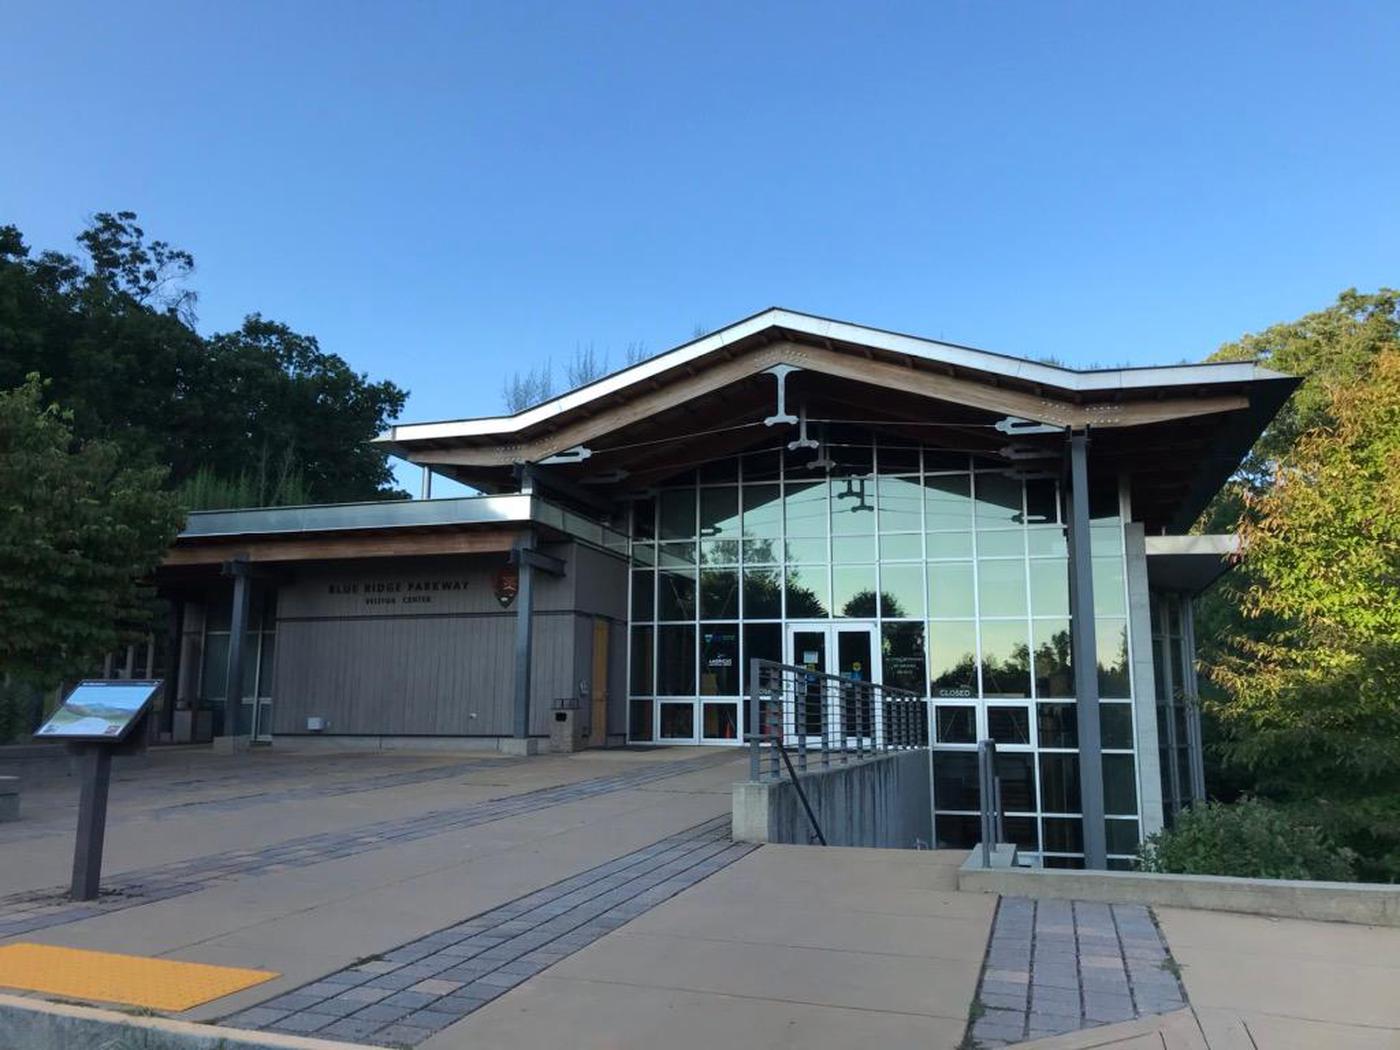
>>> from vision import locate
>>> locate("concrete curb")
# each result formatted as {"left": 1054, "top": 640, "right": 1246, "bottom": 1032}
{"left": 0, "top": 993, "right": 367, "bottom": 1050}
{"left": 958, "top": 853, "right": 1400, "bottom": 927}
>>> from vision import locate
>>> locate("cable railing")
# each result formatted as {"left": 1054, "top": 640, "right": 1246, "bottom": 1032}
{"left": 746, "top": 658, "right": 927, "bottom": 782}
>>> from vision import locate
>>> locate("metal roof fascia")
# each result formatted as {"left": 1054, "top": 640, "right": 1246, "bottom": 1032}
{"left": 376, "top": 307, "right": 1291, "bottom": 446}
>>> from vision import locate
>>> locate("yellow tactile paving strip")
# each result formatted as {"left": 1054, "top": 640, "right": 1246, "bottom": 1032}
{"left": 0, "top": 942, "right": 278, "bottom": 1011}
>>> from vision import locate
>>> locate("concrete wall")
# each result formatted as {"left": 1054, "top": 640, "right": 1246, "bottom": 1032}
{"left": 733, "top": 749, "right": 933, "bottom": 849}
{"left": 959, "top": 853, "right": 1400, "bottom": 927}
{"left": 1125, "top": 522, "right": 1165, "bottom": 835}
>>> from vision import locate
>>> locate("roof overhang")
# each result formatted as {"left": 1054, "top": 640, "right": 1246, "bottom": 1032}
{"left": 1145, "top": 534, "right": 1241, "bottom": 595}
{"left": 161, "top": 494, "right": 627, "bottom": 572}
{"left": 376, "top": 307, "right": 1298, "bottom": 533}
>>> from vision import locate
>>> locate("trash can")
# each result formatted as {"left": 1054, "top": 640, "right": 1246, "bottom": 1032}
{"left": 550, "top": 700, "right": 583, "bottom": 753}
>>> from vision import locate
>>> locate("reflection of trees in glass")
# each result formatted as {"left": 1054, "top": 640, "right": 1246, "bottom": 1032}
{"left": 1097, "top": 624, "right": 1131, "bottom": 696}
{"left": 1035, "top": 628, "right": 1073, "bottom": 696}
{"left": 982, "top": 642, "right": 1031, "bottom": 696}
{"left": 699, "top": 569, "right": 738, "bottom": 618}
{"left": 881, "top": 623, "right": 925, "bottom": 692}
{"left": 785, "top": 575, "right": 825, "bottom": 617}
{"left": 839, "top": 589, "right": 905, "bottom": 618}
{"left": 931, "top": 653, "right": 977, "bottom": 697}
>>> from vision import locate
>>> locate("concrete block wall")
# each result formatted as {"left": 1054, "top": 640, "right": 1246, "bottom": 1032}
{"left": 733, "top": 749, "right": 933, "bottom": 849}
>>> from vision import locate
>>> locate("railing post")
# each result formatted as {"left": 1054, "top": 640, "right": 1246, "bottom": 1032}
{"left": 979, "top": 739, "right": 998, "bottom": 868}
{"left": 749, "top": 657, "right": 762, "bottom": 781}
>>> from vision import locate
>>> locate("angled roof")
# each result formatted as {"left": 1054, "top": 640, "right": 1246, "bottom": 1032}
{"left": 379, "top": 307, "right": 1291, "bottom": 444}
{"left": 376, "top": 307, "right": 1298, "bottom": 533}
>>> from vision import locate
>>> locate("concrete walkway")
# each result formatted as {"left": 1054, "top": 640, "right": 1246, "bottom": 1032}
{"left": 424, "top": 844, "right": 994, "bottom": 1049}
{"left": 4, "top": 748, "right": 1400, "bottom": 1049}
{"left": 1161, "top": 906, "right": 1400, "bottom": 1048}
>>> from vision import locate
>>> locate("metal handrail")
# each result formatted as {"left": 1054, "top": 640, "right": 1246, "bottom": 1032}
{"left": 747, "top": 657, "right": 924, "bottom": 783}
{"left": 748, "top": 732, "right": 827, "bottom": 845}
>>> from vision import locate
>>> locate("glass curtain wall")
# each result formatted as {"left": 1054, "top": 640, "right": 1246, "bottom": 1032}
{"left": 1152, "top": 592, "right": 1203, "bottom": 823}
{"left": 625, "top": 429, "right": 1142, "bottom": 867}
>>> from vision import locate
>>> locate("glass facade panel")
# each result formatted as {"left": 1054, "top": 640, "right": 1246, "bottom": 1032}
{"left": 975, "top": 473, "right": 1023, "bottom": 528}
{"left": 929, "top": 562, "right": 975, "bottom": 618}
{"left": 977, "top": 559, "right": 1028, "bottom": 617}
{"left": 699, "top": 569, "right": 738, "bottom": 619}
{"left": 624, "top": 431, "right": 1140, "bottom": 865}
{"left": 929, "top": 621, "right": 977, "bottom": 698}
{"left": 988, "top": 705, "right": 1031, "bottom": 745}
{"left": 656, "top": 626, "right": 695, "bottom": 695}
{"left": 1032, "top": 619, "right": 1074, "bottom": 698}
{"left": 658, "top": 569, "right": 696, "bottom": 621}
{"left": 879, "top": 563, "right": 923, "bottom": 618}
{"left": 936, "top": 705, "right": 976, "bottom": 743}
{"left": 881, "top": 622, "right": 925, "bottom": 693}
{"left": 699, "top": 625, "right": 738, "bottom": 696}
{"left": 659, "top": 489, "right": 696, "bottom": 540}
{"left": 743, "top": 568, "right": 782, "bottom": 618}
{"left": 833, "top": 565, "right": 878, "bottom": 617}
{"left": 980, "top": 621, "right": 1031, "bottom": 698}
{"left": 924, "top": 475, "right": 972, "bottom": 532}
{"left": 877, "top": 476, "right": 922, "bottom": 532}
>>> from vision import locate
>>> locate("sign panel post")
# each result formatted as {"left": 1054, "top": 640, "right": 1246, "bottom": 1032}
{"left": 34, "top": 679, "right": 161, "bottom": 901}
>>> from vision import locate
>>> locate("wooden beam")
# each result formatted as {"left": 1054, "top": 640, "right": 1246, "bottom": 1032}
{"left": 407, "top": 341, "right": 1250, "bottom": 468}
{"left": 163, "top": 528, "right": 524, "bottom": 567}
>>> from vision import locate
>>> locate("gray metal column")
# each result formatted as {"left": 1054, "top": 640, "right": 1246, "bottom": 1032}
{"left": 224, "top": 559, "right": 252, "bottom": 740}
{"left": 1066, "top": 431, "right": 1107, "bottom": 868}
{"left": 512, "top": 533, "right": 536, "bottom": 739}
{"left": 161, "top": 598, "right": 184, "bottom": 738}
{"left": 1157, "top": 594, "right": 1182, "bottom": 821}
{"left": 1182, "top": 598, "right": 1207, "bottom": 802}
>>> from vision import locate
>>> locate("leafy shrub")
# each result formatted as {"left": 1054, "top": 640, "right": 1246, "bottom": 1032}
{"left": 1137, "top": 797, "right": 1356, "bottom": 882}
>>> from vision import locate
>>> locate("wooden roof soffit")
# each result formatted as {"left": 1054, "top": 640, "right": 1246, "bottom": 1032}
{"left": 407, "top": 341, "right": 1250, "bottom": 468}
{"left": 163, "top": 527, "right": 524, "bottom": 568}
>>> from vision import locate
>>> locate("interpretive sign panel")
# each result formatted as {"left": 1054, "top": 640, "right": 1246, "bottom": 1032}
{"left": 35, "top": 680, "right": 160, "bottom": 742}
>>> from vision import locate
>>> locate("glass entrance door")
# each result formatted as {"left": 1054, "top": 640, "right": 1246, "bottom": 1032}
{"left": 784, "top": 622, "right": 880, "bottom": 747}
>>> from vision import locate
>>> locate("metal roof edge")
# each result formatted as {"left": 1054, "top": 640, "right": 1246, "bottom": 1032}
{"left": 376, "top": 307, "right": 1295, "bottom": 445}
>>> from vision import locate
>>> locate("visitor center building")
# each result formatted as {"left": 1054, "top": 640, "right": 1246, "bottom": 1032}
{"left": 156, "top": 309, "right": 1296, "bottom": 869}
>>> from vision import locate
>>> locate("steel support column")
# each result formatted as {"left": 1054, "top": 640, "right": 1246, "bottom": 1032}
{"left": 1182, "top": 598, "right": 1207, "bottom": 802}
{"left": 223, "top": 559, "right": 252, "bottom": 740}
{"left": 161, "top": 598, "right": 184, "bottom": 737}
{"left": 512, "top": 532, "right": 536, "bottom": 739}
{"left": 1067, "top": 431, "right": 1107, "bottom": 868}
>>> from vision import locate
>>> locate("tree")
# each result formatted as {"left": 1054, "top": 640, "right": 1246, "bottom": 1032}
{"left": 1208, "top": 348, "right": 1400, "bottom": 879}
{"left": 1203, "top": 288, "right": 1399, "bottom": 511}
{"left": 196, "top": 316, "right": 407, "bottom": 501}
{"left": 502, "top": 340, "right": 650, "bottom": 412}
{"left": 0, "top": 215, "right": 408, "bottom": 502}
{"left": 0, "top": 375, "right": 185, "bottom": 693}
{"left": 1195, "top": 289, "right": 1400, "bottom": 798}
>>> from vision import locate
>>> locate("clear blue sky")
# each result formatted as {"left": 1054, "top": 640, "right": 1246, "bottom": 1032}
{"left": 4, "top": 2, "right": 1397, "bottom": 493}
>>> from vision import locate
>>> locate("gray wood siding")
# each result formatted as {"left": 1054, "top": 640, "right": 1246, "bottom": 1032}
{"left": 267, "top": 549, "right": 616, "bottom": 738}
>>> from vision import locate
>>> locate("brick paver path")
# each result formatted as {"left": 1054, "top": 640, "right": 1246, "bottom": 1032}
{"left": 0, "top": 753, "right": 735, "bottom": 939}
{"left": 224, "top": 815, "right": 755, "bottom": 1046}
{"left": 968, "top": 896, "right": 1188, "bottom": 1047}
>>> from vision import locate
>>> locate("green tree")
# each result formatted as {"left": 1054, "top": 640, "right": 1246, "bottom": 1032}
{"left": 1208, "top": 348, "right": 1400, "bottom": 880}
{"left": 0, "top": 376, "right": 185, "bottom": 694}
{"left": 1195, "top": 289, "right": 1400, "bottom": 801}
{"left": 0, "top": 214, "right": 408, "bottom": 502}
